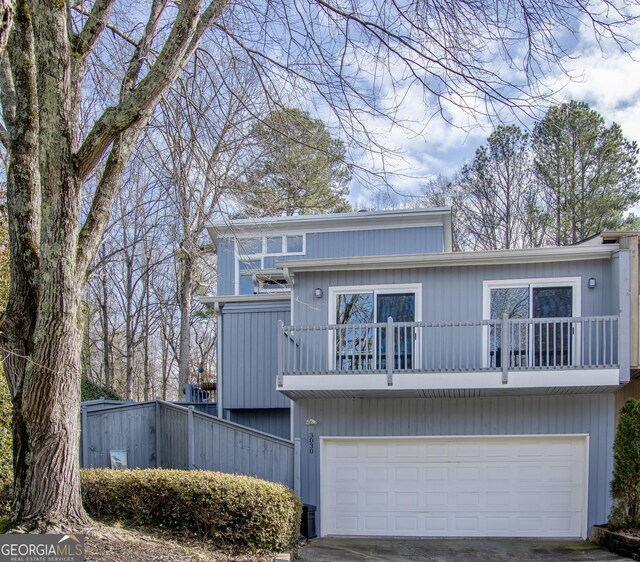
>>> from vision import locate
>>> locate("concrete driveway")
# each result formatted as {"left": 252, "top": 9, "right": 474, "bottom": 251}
{"left": 298, "top": 537, "right": 624, "bottom": 561}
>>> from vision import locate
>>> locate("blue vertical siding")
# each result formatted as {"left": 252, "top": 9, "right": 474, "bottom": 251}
{"left": 216, "top": 238, "right": 236, "bottom": 296}
{"left": 294, "top": 258, "right": 618, "bottom": 327}
{"left": 293, "top": 394, "right": 615, "bottom": 535}
{"left": 215, "top": 225, "right": 445, "bottom": 295}
{"left": 228, "top": 408, "right": 291, "bottom": 439}
{"left": 222, "top": 301, "right": 291, "bottom": 409}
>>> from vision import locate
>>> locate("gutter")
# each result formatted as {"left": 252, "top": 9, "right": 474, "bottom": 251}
{"left": 276, "top": 245, "right": 619, "bottom": 273}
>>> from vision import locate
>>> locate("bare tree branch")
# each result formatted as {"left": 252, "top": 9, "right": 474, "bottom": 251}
{"left": 75, "top": 0, "right": 227, "bottom": 182}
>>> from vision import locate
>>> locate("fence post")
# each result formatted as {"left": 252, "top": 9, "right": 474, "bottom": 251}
{"left": 387, "top": 317, "right": 394, "bottom": 386}
{"left": 294, "top": 438, "right": 301, "bottom": 495}
{"left": 501, "top": 314, "right": 509, "bottom": 384}
{"left": 81, "top": 405, "right": 89, "bottom": 469}
{"left": 277, "top": 320, "right": 284, "bottom": 387}
{"left": 187, "top": 406, "right": 195, "bottom": 470}
{"left": 155, "top": 400, "right": 162, "bottom": 468}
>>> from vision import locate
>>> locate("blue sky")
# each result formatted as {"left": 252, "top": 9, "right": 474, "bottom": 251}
{"left": 344, "top": 24, "right": 640, "bottom": 209}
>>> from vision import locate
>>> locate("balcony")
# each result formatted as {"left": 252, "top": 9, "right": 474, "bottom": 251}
{"left": 276, "top": 316, "right": 623, "bottom": 398}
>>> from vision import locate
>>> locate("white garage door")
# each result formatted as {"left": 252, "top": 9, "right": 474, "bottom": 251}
{"left": 321, "top": 435, "right": 588, "bottom": 538}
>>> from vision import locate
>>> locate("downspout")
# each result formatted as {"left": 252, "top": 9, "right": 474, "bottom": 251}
{"left": 283, "top": 266, "right": 295, "bottom": 441}
{"left": 619, "top": 249, "right": 631, "bottom": 384}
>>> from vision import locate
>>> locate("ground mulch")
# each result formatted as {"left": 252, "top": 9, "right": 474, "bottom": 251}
{"left": 83, "top": 523, "right": 273, "bottom": 562}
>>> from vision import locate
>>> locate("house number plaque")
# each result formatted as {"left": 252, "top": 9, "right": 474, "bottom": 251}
{"left": 309, "top": 432, "right": 314, "bottom": 454}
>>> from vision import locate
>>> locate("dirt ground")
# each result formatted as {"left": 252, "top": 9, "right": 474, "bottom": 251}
{"left": 84, "top": 524, "right": 274, "bottom": 562}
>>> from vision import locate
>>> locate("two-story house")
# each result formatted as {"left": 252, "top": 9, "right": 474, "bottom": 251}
{"left": 204, "top": 208, "right": 640, "bottom": 540}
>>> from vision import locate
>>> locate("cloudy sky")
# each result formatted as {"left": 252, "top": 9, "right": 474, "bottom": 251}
{"left": 346, "top": 22, "right": 640, "bottom": 209}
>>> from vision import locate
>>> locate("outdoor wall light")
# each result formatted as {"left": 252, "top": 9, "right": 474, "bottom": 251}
{"left": 588, "top": 277, "right": 597, "bottom": 289}
{"left": 305, "top": 418, "right": 319, "bottom": 426}
{"left": 314, "top": 288, "right": 323, "bottom": 299}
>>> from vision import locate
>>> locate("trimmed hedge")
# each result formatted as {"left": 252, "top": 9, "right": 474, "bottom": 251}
{"left": 610, "top": 398, "right": 640, "bottom": 530}
{"left": 81, "top": 469, "right": 302, "bottom": 553}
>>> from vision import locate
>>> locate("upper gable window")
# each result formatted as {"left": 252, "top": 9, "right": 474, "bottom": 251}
{"left": 286, "top": 235, "right": 303, "bottom": 253}
{"left": 266, "top": 236, "right": 283, "bottom": 254}
{"left": 237, "top": 237, "right": 262, "bottom": 256}
{"left": 235, "top": 234, "right": 305, "bottom": 294}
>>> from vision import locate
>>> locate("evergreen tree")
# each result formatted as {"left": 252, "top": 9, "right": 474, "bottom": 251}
{"left": 610, "top": 399, "right": 640, "bottom": 529}
{"left": 532, "top": 100, "right": 640, "bottom": 245}
{"left": 239, "top": 108, "right": 352, "bottom": 216}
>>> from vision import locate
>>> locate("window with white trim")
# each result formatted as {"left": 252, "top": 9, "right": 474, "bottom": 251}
{"left": 329, "top": 284, "right": 421, "bottom": 371}
{"left": 235, "top": 234, "right": 305, "bottom": 294}
{"left": 483, "top": 278, "right": 581, "bottom": 368}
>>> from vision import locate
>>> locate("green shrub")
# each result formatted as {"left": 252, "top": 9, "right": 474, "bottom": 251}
{"left": 610, "top": 398, "right": 640, "bottom": 529}
{"left": 81, "top": 468, "right": 302, "bottom": 553}
{"left": 81, "top": 378, "right": 121, "bottom": 402}
{"left": 0, "top": 368, "right": 12, "bottom": 518}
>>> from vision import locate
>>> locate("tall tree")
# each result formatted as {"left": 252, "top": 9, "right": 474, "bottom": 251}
{"left": 532, "top": 100, "right": 640, "bottom": 245}
{"left": 0, "top": 0, "right": 227, "bottom": 531}
{"left": 457, "top": 126, "right": 538, "bottom": 250}
{"left": 145, "top": 56, "right": 254, "bottom": 398}
{"left": 0, "top": 0, "right": 637, "bottom": 533}
{"left": 239, "top": 108, "right": 352, "bottom": 216}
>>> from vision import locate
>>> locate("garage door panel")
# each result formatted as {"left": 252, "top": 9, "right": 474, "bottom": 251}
{"left": 322, "top": 436, "right": 587, "bottom": 538}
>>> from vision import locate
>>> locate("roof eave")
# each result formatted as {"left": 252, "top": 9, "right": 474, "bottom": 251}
{"left": 276, "top": 245, "right": 620, "bottom": 273}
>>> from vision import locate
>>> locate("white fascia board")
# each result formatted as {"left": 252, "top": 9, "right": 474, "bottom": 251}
{"left": 278, "top": 369, "right": 620, "bottom": 393}
{"left": 276, "top": 245, "right": 619, "bottom": 273}
{"left": 206, "top": 208, "right": 452, "bottom": 242}
{"left": 199, "top": 293, "right": 291, "bottom": 307}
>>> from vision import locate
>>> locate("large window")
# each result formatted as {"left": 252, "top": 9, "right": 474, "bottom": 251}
{"left": 483, "top": 278, "right": 580, "bottom": 368}
{"left": 235, "top": 234, "right": 305, "bottom": 294}
{"left": 330, "top": 285, "right": 421, "bottom": 371}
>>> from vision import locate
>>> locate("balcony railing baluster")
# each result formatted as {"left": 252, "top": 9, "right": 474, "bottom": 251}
{"left": 278, "top": 316, "right": 621, "bottom": 379}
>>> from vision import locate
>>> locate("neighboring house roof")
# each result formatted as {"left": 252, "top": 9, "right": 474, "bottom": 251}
{"left": 207, "top": 207, "right": 454, "bottom": 252}
{"left": 576, "top": 231, "right": 640, "bottom": 246}
{"left": 275, "top": 244, "right": 620, "bottom": 273}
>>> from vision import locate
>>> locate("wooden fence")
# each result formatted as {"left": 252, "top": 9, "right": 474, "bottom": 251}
{"left": 81, "top": 400, "right": 297, "bottom": 490}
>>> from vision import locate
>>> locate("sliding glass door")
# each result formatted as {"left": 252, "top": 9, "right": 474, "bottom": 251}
{"left": 334, "top": 288, "right": 418, "bottom": 371}
{"left": 488, "top": 281, "right": 577, "bottom": 368}
{"left": 532, "top": 287, "right": 573, "bottom": 367}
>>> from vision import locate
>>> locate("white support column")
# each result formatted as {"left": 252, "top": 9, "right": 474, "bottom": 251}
{"left": 619, "top": 249, "right": 631, "bottom": 383}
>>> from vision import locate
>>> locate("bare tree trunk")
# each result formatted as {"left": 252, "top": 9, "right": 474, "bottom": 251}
{"left": 0, "top": 1, "right": 89, "bottom": 530}
{"left": 143, "top": 262, "right": 150, "bottom": 401}
{"left": 100, "top": 263, "right": 111, "bottom": 389}
{"left": 124, "top": 252, "right": 134, "bottom": 399}
{"left": 80, "top": 306, "right": 91, "bottom": 380}
{"left": 161, "top": 337, "right": 169, "bottom": 400}
{"left": 177, "top": 253, "right": 192, "bottom": 400}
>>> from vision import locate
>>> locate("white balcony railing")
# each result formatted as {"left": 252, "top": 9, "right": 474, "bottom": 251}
{"left": 277, "top": 315, "right": 620, "bottom": 386}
